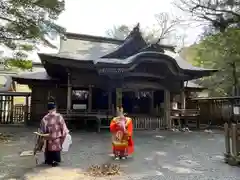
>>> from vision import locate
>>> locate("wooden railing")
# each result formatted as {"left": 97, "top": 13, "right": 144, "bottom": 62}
{"left": 59, "top": 110, "right": 165, "bottom": 131}
{"left": 170, "top": 109, "right": 200, "bottom": 129}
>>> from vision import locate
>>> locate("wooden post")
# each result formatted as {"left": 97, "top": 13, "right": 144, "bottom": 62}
{"left": 112, "top": 104, "right": 115, "bottom": 115}
{"left": 224, "top": 123, "right": 230, "bottom": 155}
{"left": 88, "top": 85, "right": 92, "bottom": 113}
{"left": 67, "top": 72, "right": 72, "bottom": 114}
{"left": 231, "top": 123, "right": 237, "bottom": 156}
{"left": 150, "top": 91, "right": 154, "bottom": 114}
{"left": 10, "top": 95, "right": 14, "bottom": 123}
{"left": 108, "top": 89, "right": 112, "bottom": 113}
{"left": 164, "top": 89, "right": 171, "bottom": 129}
{"left": 24, "top": 95, "right": 29, "bottom": 125}
{"left": 0, "top": 95, "right": 2, "bottom": 123}
{"left": 180, "top": 90, "right": 186, "bottom": 109}
{"left": 116, "top": 88, "right": 122, "bottom": 107}
{"left": 236, "top": 124, "right": 240, "bottom": 155}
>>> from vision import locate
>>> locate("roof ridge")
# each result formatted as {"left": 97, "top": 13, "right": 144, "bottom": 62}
{"left": 64, "top": 32, "right": 124, "bottom": 44}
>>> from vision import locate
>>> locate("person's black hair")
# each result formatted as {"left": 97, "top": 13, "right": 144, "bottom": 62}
{"left": 47, "top": 102, "right": 56, "bottom": 110}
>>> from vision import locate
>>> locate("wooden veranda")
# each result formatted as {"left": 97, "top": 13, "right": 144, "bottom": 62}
{"left": 0, "top": 92, "right": 31, "bottom": 124}
{"left": 59, "top": 109, "right": 165, "bottom": 132}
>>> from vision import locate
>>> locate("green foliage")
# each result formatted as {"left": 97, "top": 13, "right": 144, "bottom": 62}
{"left": 0, "top": 0, "right": 65, "bottom": 49}
{"left": 19, "top": 44, "right": 34, "bottom": 51}
{"left": 189, "top": 28, "right": 240, "bottom": 96}
{"left": 4, "top": 59, "right": 32, "bottom": 71}
{"left": 0, "top": 0, "right": 65, "bottom": 71}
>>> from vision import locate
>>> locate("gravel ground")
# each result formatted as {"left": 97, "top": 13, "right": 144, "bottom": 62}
{"left": 0, "top": 126, "right": 239, "bottom": 180}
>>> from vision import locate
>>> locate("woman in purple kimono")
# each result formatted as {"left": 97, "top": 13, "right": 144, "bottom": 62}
{"left": 40, "top": 102, "right": 69, "bottom": 167}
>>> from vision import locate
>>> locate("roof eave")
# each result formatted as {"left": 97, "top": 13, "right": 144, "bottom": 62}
{"left": 183, "top": 69, "right": 218, "bottom": 80}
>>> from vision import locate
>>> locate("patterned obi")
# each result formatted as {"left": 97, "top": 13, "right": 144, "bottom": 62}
{"left": 112, "top": 130, "right": 129, "bottom": 148}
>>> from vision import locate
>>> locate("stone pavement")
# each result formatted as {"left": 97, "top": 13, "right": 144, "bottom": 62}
{"left": 0, "top": 126, "right": 239, "bottom": 180}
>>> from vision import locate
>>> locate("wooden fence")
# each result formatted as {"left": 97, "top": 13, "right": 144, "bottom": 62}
{"left": 100, "top": 115, "right": 164, "bottom": 130}
{"left": 187, "top": 97, "right": 240, "bottom": 126}
{"left": 98, "top": 114, "right": 165, "bottom": 130}
{"left": 0, "top": 95, "right": 13, "bottom": 123}
{"left": 132, "top": 116, "right": 164, "bottom": 130}
{"left": 0, "top": 104, "right": 29, "bottom": 124}
{"left": 224, "top": 123, "right": 240, "bottom": 165}
{"left": 0, "top": 92, "right": 31, "bottom": 124}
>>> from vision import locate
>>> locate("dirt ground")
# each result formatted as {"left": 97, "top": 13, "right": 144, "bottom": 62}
{"left": 0, "top": 126, "right": 239, "bottom": 180}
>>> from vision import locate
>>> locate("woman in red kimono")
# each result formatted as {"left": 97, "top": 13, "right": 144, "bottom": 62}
{"left": 110, "top": 107, "right": 134, "bottom": 160}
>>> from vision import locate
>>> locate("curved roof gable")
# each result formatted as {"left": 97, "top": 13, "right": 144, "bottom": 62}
{"left": 37, "top": 23, "right": 216, "bottom": 78}
{"left": 101, "top": 23, "right": 147, "bottom": 59}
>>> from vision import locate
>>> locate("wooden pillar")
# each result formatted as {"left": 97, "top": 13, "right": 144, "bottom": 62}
{"left": 224, "top": 123, "right": 230, "bottom": 155}
{"left": 108, "top": 89, "right": 112, "bottom": 113}
{"left": 150, "top": 91, "right": 154, "bottom": 114}
{"left": 180, "top": 90, "right": 186, "bottom": 109}
{"left": 116, "top": 88, "right": 122, "bottom": 107}
{"left": 0, "top": 96, "right": 2, "bottom": 123}
{"left": 88, "top": 85, "right": 92, "bottom": 113}
{"left": 24, "top": 95, "right": 29, "bottom": 125}
{"left": 231, "top": 124, "right": 237, "bottom": 156}
{"left": 10, "top": 95, "right": 14, "bottom": 123}
{"left": 164, "top": 89, "right": 171, "bottom": 129}
{"left": 67, "top": 72, "right": 72, "bottom": 114}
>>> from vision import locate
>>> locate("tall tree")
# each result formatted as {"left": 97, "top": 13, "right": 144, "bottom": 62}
{"left": 176, "top": 0, "right": 240, "bottom": 96}
{"left": 148, "top": 13, "right": 186, "bottom": 45}
{"left": 0, "top": 0, "right": 65, "bottom": 49}
{"left": 175, "top": 0, "right": 240, "bottom": 32}
{"left": 106, "top": 12, "right": 187, "bottom": 48}
{"left": 187, "top": 28, "right": 240, "bottom": 96}
{"left": 0, "top": 0, "right": 65, "bottom": 70}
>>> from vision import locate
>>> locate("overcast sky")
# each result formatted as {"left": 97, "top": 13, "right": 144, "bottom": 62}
{"left": 56, "top": 0, "right": 203, "bottom": 45}
{"left": 1, "top": 0, "right": 204, "bottom": 62}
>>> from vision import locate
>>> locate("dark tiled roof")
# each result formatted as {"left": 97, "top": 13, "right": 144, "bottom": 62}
{"left": 36, "top": 23, "right": 216, "bottom": 79}
{"left": 101, "top": 24, "right": 147, "bottom": 59}
{"left": 43, "top": 50, "right": 215, "bottom": 72}
{"left": 10, "top": 69, "right": 204, "bottom": 89}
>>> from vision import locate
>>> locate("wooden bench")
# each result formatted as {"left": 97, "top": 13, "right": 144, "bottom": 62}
{"left": 171, "top": 109, "right": 200, "bottom": 129}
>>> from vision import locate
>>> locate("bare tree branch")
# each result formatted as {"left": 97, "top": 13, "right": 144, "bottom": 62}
{"left": 174, "top": 0, "right": 240, "bottom": 32}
